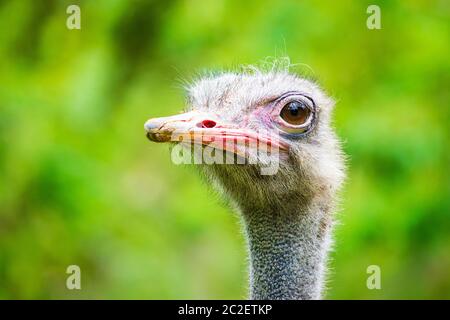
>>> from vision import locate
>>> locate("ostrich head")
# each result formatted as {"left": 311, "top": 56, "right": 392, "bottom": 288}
{"left": 145, "top": 69, "right": 345, "bottom": 300}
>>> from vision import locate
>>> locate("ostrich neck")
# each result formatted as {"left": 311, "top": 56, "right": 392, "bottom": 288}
{"left": 242, "top": 205, "right": 331, "bottom": 300}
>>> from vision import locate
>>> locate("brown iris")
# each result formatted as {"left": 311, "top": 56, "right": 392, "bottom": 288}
{"left": 280, "top": 101, "right": 311, "bottom": 125}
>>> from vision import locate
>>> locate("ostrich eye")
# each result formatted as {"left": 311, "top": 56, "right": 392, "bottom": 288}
{"left": 280, "top": 101, "right": 311, "bottom": 125}
{"left": 272, "top": 94, "right": 316, "bottom": 135}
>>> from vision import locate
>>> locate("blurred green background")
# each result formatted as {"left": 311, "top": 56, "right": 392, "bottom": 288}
{"left": 0, "top": 0, "right": 449, "bottom": 299}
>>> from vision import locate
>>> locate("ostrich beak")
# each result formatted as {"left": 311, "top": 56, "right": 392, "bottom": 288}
{"left": 144, "top": 110, "right": 288, "bottom": 155}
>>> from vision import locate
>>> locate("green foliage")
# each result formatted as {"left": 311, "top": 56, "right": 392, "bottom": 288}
{"left": 0, "top": 0, "right": 448, "bottom": 299}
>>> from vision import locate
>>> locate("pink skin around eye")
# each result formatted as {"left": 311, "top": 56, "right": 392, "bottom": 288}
{"left": 238, "top": 95, "right": 313, "bottom": 136}
{"left": 247, "top": 102, "right": 278, "bottom": 128}
{"left": 248, "top": 100, "right": 285, "bottom": 133}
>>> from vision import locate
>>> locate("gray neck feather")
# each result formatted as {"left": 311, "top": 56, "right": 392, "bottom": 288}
{"left": 243, "top": 205, "right": 331, "bottom": 300}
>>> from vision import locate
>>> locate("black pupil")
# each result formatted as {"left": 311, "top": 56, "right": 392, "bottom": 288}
{"left": 288, "top": 101, "right": 303, "bottom": 116}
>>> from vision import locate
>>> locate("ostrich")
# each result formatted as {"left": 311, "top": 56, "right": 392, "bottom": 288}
{"left": 144, "top": 68, "right": 345, "bottom": 300}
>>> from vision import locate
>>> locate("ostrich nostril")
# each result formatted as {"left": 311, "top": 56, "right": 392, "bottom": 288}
{"left": 198, "top": 120, "right": 216, "bottom": 128}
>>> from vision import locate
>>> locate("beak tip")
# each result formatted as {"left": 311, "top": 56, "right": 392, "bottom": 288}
{"left": 144, "top": 119, "right": 159, "bottom": 132}
{"left": 145, "top": 118, "right": 171, "bottom": 143}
